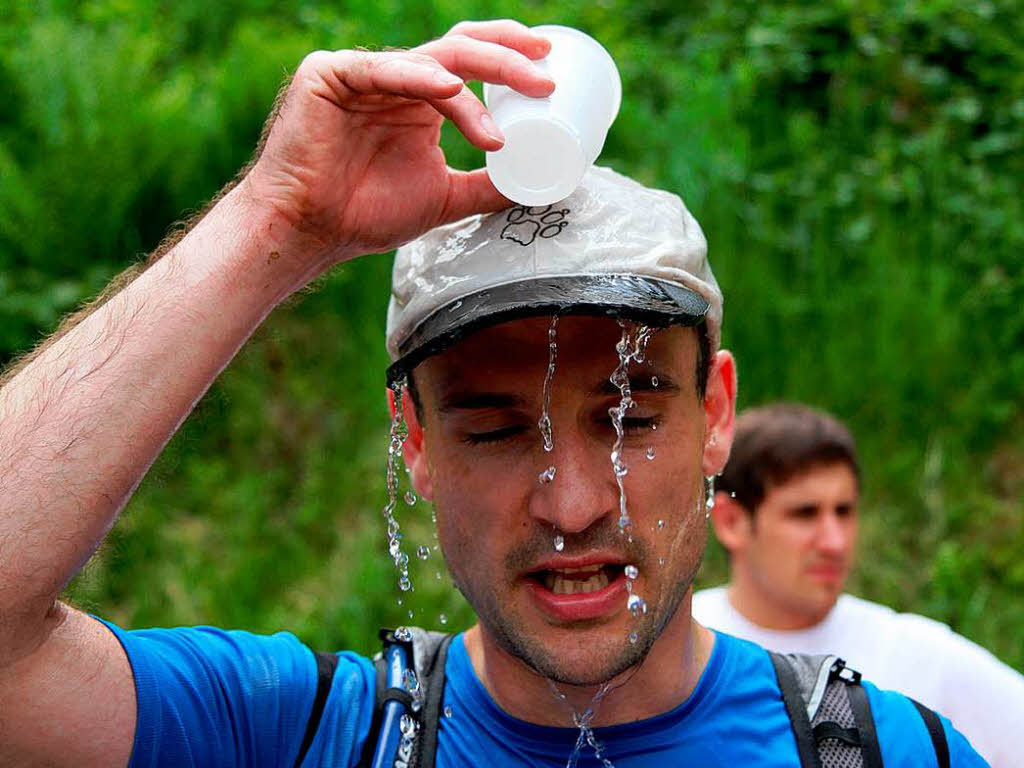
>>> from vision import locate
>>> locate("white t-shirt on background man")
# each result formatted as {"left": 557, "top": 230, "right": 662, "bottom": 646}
{"left": 693, "top": 586, "right": 1024, "bottom": 768}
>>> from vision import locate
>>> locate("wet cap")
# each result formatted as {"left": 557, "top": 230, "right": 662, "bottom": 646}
{"left": 385, "top": 166, "right": 722, "bottom": 384}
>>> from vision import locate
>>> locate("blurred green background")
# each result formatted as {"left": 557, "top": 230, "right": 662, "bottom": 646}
{"left": 1, "top": 0, "right": 1021, "bottom": 668}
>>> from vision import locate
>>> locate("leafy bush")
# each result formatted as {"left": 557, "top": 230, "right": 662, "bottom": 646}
{"left": 2, "top": 0, "right": 1020, "bottom": 666}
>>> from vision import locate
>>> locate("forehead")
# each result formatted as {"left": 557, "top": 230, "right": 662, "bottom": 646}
{"left": 414, "top": 315, "right": 697, "bottom": 401}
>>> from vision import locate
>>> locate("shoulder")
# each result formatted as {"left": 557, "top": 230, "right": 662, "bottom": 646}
{"left": 865, "top": 683, "right": 991, "bottom": 767}
{"left": 97, "top": 619, "right": 376, "bottom": 768}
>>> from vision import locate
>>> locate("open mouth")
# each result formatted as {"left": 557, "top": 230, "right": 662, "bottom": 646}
{"left": 528, "top": 564, "right": 626, "bottom": 595}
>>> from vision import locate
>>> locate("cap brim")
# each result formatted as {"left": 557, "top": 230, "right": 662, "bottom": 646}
{"left": 386, "top": 274, "right": 709, "bottom": 386}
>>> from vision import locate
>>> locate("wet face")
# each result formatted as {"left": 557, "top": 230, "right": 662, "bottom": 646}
{"left": 743, "top": 463, "right": 859, "bottom": 623}
{"left": 404, "top": 316, "right": 726, "bottom": 685}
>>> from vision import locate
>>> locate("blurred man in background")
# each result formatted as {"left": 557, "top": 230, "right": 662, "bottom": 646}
{"left": 694, "top": 402, "right": 1024, "bottom": 766}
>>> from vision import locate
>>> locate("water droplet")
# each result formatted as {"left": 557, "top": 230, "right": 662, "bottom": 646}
{"left": 657, "top": 519, "right": 665, "bottom": 529}
{"left": 658, "top": 557, "right": 665, "bottom": 565}
{"left": 404, "top": 491, "right": 417, "bottom": 506}
{"left": 439, "top": 613, "right": 448, "bottom": 625}
{"left": 651, "top": 422, "right": 658, "bottom": 431}
{"left": 627, "top": 594, "right": 648, "bottom": 616}
{"left": 443, "top": 705, "right": 453, "bottom": 718}
{"left": 394, "top": 626, "right": 413, "bottom": 642}
{"left": 399, "top": 576, "right": 412, "bottom": 591}
{"left": 646, "top": 446, "right": 655, "bottom": 460}
{"left": 396, "top": 597, "right": 403, "bottom": 606}
{"left": 434, "top": 570, "right": 442, "bottom": 580}
{"left": 553, "top": 534, "right": 565, "bottom": 552}
{"left": 538, "top": 316, "right": 558, "bottom": 452}
{"left": 417, "top": 545, "right": 431, "bottom": 560}
{"left": 403, "top": 669, "right": 420, "bottom": 692}
{"left": 628, "top": 630, "right": 639, "bottom": 644}
{"left": 408, "top": 609, "right": 414, "bottom": 619}
{"left": 449, "top": 299, "right": 463, "bottom": 311}
{"left": 624, "top": 564, "right": 639, "bottom": 580}
{"left": 538, "top": 465, "right": 557, "bottom": 484}
{"left": 399, "top": 713, "right": 417, "bottom": 736}
{"left": 651, "top": 376, "right": 659, "bottom": 388}
{"left": 730, "top": 491, "right": 737, "bottom": 499}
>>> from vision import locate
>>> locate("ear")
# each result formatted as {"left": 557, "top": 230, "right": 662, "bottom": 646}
{"left": 388, "top": 388, "right": 434, "bottom": 501}
{"left": 702, "top": 350, "right": 738, "bottom": 476}
{"left": 709, "top": 491, "right": 753, "bottom": 556}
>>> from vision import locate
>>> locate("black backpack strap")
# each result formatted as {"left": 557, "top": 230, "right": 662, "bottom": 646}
{"left": 846, "top": 681, "right": 883, "bottom": 768}
{"left": 416, "top": 633, "right": 454, "bottom": 768}
{"left": 911, "top": 699, "right": 951, "bottom": 768}
{"left": 354, "top": 654, "right": 388, "bottom": 768}
{"left": 292, "top": 651, "right": 340, "bottom": 768}
{"left": 769, "top": 652, "right": 824, "bottom": 768}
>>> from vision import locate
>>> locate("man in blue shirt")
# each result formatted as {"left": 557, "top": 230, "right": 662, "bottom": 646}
{"left": 0, "top": 19, "right": 988, "bottom": 768}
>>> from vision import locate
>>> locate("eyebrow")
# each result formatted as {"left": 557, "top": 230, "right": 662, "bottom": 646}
{"left": 438, "top": 392, "right": 529, "bottom": 413}
{"left": 589, "top": 372, "right": 681, "bottom": 397}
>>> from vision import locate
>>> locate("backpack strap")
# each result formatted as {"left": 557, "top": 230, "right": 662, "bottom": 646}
{"left": 415, "top": 633, "right": 454, "bottom": 768}
{"left": 845, "top": 677, "right": 883, "bottom": 768}
{"left": 910, "top": 699, "right": 951, "bottom": 768}
{"left": 769, "top": 652, "right": 825, "bottom": 768}
{"left": 354, "top": 654, "right": 389, "bottom": 768}
{"left": 353, "top": 628, "right": 454, "bottom": 768}
{"left": 292, "top": 651, "right": 340, "bottom": 768}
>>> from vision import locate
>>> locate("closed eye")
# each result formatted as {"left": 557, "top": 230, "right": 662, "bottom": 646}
{"left": 462, "top": 425, "right": 529, "bottom": 445}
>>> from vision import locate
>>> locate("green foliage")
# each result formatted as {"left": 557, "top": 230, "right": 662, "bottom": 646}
{"left": 1, "top": 0, "right": 1021, "bottom": 667}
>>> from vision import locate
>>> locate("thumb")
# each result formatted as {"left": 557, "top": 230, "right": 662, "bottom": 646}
{"left": 440, "top": 168, "right": 512, "bottom": 224}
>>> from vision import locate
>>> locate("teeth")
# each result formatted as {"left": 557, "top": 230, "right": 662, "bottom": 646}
{"left": 543, "top": 570, "right": 611, "bottom": 594}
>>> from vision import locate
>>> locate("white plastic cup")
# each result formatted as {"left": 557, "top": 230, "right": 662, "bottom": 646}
{"left": 483, "top": 25, "right": 622, "bottom": 206}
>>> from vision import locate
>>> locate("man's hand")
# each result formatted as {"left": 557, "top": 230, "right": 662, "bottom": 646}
{"left": 245, "top": 20, "right": 555, "bottom": 286}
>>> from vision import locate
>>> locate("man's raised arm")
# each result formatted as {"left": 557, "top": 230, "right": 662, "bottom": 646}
{"left": 0, "top": 22, "right": 553, "bottom": 767}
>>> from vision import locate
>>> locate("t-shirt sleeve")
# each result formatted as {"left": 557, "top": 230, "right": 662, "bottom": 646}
{"left": 866, "top": 683, "right": 990, "bottom": 767}
{"left": 97, "top": 617, "right": 371, "bottom": 768}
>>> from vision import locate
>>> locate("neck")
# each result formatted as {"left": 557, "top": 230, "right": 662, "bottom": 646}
{"left": 463, "top": 597, "right": 715, "bottom": 727}
{"left": 726, "top": 570, "right": 834, "bottom": 630}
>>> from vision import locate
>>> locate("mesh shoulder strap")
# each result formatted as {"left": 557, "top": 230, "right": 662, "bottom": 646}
{"left": 770, "top": 652, "right": 884, "bottom": 768}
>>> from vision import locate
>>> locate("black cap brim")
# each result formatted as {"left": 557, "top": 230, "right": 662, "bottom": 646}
{"left": 386, "top": 274, "right": 709, "bottom": 387}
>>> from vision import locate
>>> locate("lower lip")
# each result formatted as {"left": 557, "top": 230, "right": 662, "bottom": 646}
{"left": 806, "top": 567, "right": 844, "bottom": 583}
{"left": 525, "top": 572, "right": 629, "bottom": 622}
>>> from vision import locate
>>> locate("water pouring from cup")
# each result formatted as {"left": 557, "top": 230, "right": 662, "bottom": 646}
{"left": 484, "top": 25, "right": 621, "bottom": 206}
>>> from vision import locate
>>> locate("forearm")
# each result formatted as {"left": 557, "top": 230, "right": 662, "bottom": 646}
{"left": 0, "top": 180, "right": 312, "bottom": 660}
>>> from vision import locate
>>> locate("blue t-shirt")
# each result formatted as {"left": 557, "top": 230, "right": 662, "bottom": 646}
{"left": 99, "top": 619, "right": 987, "bottom": 767}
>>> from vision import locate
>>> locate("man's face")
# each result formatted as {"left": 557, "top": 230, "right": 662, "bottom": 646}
{"left": 406, "top": 316, "right": 723, "bottom": 685}
{"left": 742, "top": 463, "right": 859, "bottom": 622}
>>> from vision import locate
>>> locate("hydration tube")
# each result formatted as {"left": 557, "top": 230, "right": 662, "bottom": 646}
{"left": 371, "top": 640, "right": 413, "bottom": 768}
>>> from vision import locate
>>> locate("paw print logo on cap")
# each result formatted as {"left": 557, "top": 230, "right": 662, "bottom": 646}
{"left": 500, "top": 205, "right": 570, "bottom": 247}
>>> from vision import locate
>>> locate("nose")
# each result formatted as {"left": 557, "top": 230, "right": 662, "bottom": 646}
{"left": 817, "top": 510, "right": 850, "bottom": 556}
{"left": 528, "top": 428, "right": 618, "bottom": 534}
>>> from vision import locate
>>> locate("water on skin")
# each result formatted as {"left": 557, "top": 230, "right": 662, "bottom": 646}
{"left": 537, "top": 315, "right": 559, "bottom": 453}
{"left": 539, "top": 466, "right": 557, "bottom": 484}
{"left": 607, "top": 323, "right": 655, "bottom": 534}
{"left": 554, "top": 533, "right": 565, "bottom": 552}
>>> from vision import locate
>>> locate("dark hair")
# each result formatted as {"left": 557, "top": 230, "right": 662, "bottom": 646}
{"left": 717, "top": 403, "right": 859, "bottom": 513}
{"left": 404, "top": 320, "right": 710, "bottom": 423}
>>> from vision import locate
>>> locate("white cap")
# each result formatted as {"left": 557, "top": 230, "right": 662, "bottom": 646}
{"left": 385, "top": 165, "right": 722, "bottom": 383}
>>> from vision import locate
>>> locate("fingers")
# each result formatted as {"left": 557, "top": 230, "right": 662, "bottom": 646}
{"left": 429, "top": 88, "right": 504, "bottom": 151}
{"left": 298, "top": 49, "right": 465, "bottom": 104}
{"left": 441, "top": 168, "right": 512, "bottom": 224}
{"left": 445, "top": 19, "right": 552, "bottom": 60}
{"left": 417, "top": 35, "right": 555, "bottom": 98}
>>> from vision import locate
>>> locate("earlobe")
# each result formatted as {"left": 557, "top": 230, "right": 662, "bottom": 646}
{"left": 388, "top": 388, "right": 434, "bottom": 501}
{"left": 709, "top": 492, "right": 750, "bottom": 554}
{"left": 702, "top": 350, "right": 738, "bottom": 476}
